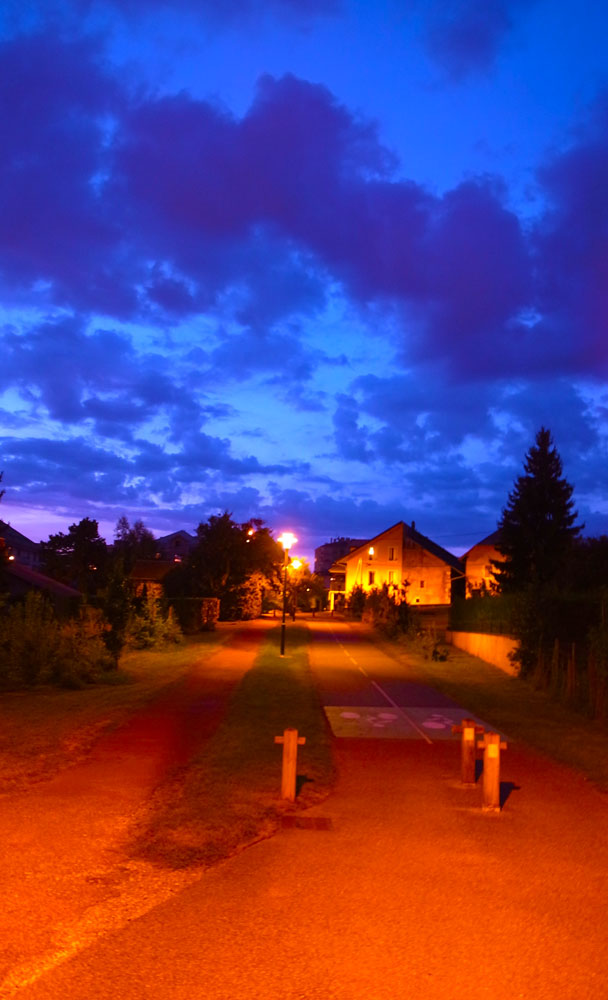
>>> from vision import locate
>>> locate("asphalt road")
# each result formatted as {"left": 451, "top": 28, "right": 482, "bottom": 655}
{"left": 4, "top": 618, "right": 608, "bottom": 999}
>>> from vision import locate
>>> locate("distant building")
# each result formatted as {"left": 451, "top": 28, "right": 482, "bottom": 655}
{"left": 463, "top": 530, "right": 502, "bottom": 596}
{"left": 154, "top": 530, "right": 196, "bottom": 563}
{"left": 314, "top": 536, "right": 368, "bottom": 589}
{"left": 3, "top": 561, "right": 81, "bottom": 611}
{"left": 129, "top": 559, "right": 176, "bottom": 598}
{"left": 0, "top": 521, "right": 41, "bottom": 568}
{"left": 328, "top": 521, "right": 464, "bottom": 611}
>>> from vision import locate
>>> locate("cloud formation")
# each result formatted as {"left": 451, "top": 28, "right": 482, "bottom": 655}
{"left": 1, "top": 1, "right": 608, "bottom": 554}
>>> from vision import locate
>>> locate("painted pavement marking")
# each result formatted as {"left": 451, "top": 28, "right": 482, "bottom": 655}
{"left": 324, "top": 705, "right": 493, "bottom": 741}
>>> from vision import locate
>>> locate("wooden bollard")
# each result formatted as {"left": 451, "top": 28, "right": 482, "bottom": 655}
{"left": 451, "top": 718, "right": 484, "bottom": 785}
{"left": 274, "top": 728, "right": 306, "bottom": 802}
{"left": 477, "top": 732, "right": 508, "bottom": 811}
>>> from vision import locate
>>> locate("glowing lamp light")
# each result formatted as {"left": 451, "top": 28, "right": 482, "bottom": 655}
{"left": 290, "top": 558, "right": 302, "bottom": 570}
{"left": 368, "top": 546, "right": 374, "bottom": 556}
{"left": 278, "top": 531, "right": 298, "bottom": 550}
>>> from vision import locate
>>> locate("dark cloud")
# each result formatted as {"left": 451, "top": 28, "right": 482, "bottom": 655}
{"left": 533, "top": 97, "right": 608, "bottom": 376}
{"left": 0, "top": 35, "right": 137, "bottom": 316}
{"left": 1, "top": 18, "right": 608, "bottom": 553}
{"left": 1, "top": 34, "right": 592, "bottom": 387}
{"left": 332, "top": 394, "right": 372, "bottom": 462}
{"left": 420, "top": 0, "right": 535, "bottom": 79}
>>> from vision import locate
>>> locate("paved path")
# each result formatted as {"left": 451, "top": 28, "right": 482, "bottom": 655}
{"left": 0, "top": 623, "right": 272, "bottom": 998}
{"left": 6, "top": 618, "right": 608, "bottom": 999}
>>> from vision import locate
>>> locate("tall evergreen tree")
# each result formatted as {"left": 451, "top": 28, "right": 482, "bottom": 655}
{"left": 493, "top": 427, "right": 582, "bottom": 592}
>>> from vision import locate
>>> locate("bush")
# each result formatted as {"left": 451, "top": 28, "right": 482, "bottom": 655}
{"left": 346, "top": 585, "right": 366, "bottom": 620}
{"left": 0, "top": 592, "right": 114, "bottom": 688}
{"left": 126, "top": 594, "right": 183, "bottom": 648}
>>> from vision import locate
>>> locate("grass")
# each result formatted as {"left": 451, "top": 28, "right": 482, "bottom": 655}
{"left": 0, "top": 630, "right": 229, "bottom": 793}
{"left": 371, "top": 626, "right": 608, "bottom": 791}
{"left": 129, "top": 625, "right": 336, "bottom": 869}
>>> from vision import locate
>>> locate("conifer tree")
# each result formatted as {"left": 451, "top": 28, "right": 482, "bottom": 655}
{"left": 493, "top": 427, "right": 582, "bottom": 592}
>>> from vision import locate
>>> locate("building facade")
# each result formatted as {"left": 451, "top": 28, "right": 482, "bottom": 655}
{"left": 463, "top": 530, "right": 502, "bottom": 596}
{"left": 328, "top": 521, "right": 464, "bottom": 610}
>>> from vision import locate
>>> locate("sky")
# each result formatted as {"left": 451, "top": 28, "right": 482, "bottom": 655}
{"left": 1, "top": 0, "right": 608, "bottom": 565}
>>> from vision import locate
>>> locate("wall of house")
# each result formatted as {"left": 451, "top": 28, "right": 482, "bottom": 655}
{"left": 343, "top": 524, "right": 452, "bottom": 606}
{"left": 344, "top": 523, "right": 404, "bottom": 597}
{"left": 445, "top": 630, "right": 519, "bottom": 675}
{"left": 465, "top": 544, "right": 500, "bottom": 596}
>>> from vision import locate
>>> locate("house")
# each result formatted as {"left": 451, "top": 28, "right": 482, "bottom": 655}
{"left": 0, "top": 520, "right": 41, "bottom": 569}
{"left": 314, "top": 536, "right": 368, "bottom": 589}
{"left": 3, "top": 560, "right": 81, "bottom": 612}
{"left": 328, "top": 521, "right": 464, "bottom": 611}
{"left": 129, "top": 559, "right": 176, "bottom": 598}
{"left": 463, "top": 530, "right": 502, "bottom": 596}
{"left": 154, "top": 530, "right": 196, "bottom": 563}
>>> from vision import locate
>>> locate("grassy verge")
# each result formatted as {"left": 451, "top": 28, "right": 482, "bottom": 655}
{"left": 371, "top": 626, "right": 608, "bottom": 791}
{"left": 130, "top": 625, "right": 336, "bottom": 870}
{"left": 0, "top": 630, "right": 229, "bottom": 793}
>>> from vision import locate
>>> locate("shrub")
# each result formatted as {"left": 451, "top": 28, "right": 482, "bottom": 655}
{"left": 0, "top": 592, "right": 114, "bottom": 689}
{"left": 126, "top": 594, "right": 183, "bottom": 648}
{"left": 346, "top": 585, "right": 366, "bottom": 620}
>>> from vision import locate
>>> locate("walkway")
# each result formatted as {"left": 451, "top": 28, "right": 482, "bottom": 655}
{"left": 7, "top": 618, "right": 608, "bottom": 999}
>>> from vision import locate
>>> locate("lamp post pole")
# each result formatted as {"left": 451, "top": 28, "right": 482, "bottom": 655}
{"left": 280, "top": 547, "right": 289, "bottom": 656}
{"left": 278, "top": 532, "right": 297, "bottom": 657}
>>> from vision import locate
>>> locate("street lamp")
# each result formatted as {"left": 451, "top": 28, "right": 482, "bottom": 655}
{"left": 278, "top": 532, "right": 298, "bottom": 656}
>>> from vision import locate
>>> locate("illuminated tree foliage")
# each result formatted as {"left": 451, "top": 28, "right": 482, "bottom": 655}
{"left": 493, "top": 427, "right": 582, "bottom": 593}
{"left": 166, "top": 513, "right": 283, "bottom": 620}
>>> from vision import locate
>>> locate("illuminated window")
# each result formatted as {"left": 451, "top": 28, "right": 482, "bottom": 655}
{"left": 368, "top": 571, "right": 375, "bottom": 585}
{"left": 388, "top": 570, "right": 394, "bottom": 583}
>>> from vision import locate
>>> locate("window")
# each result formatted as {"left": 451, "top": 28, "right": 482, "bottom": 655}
{"left": 420, "top": 580, "right": 425, "bottom": 588}
{"left": 368, "top": 571, "right": 375, "bottom": 585}
{"left": 388, "top": 546, "right": 395, "bottom": 561}
{"left": 388, "top": 570, "right": 394, "bottom": 584}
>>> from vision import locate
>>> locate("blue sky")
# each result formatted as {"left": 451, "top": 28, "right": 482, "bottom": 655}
{"left": 1, "top": 0, "right": 608, "bottom": 564}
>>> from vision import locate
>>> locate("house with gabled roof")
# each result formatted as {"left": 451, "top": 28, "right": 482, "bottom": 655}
{"left": 129, "top": 559, "right": 176, "bottom": 598}
{"left": 328, "top": 521, "right": 464, "bottom": 611}
{"left": 463, "top": 529, "right": 502, "bottom": 596}
{"left": 0, "top": 520, "right": 41, "bottom": 568}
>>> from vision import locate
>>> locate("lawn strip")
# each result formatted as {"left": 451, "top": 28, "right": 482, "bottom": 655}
{"left": 0, "top": 630, "right": 229, "bottom": 793}
{"left": 369, "top": 625, "right": 608, "bottom": 791}
{"left": 130, "top": 625, "right": 336, "bottom": 870}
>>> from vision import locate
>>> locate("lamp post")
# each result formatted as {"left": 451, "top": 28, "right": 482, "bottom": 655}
{"left": 278, "top": 532, "right": 297, "bottom": 656}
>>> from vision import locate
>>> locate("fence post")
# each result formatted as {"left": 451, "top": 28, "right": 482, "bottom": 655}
{"left": 476, "top": 732, "right": 507, "bottom": 811}
{"left": 274, "top": 728, "right": 306, "bottom": 802}
{"left": 451, "top": 718, "right": 484, "bottom": 785}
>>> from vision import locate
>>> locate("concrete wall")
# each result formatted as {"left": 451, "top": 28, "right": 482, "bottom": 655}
{"left": 445, "top": 630, "right": 520, "bottom": 676}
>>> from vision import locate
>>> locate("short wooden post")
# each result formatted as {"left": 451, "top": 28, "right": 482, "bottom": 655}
{"left": 477, "top": 732, "right": 508, "bottom": 811}
{"left": 274, "top": 728, "right": 306, "bottom": 802}
{"left": 451, "top": 718, "right": 484, "bottom": 784}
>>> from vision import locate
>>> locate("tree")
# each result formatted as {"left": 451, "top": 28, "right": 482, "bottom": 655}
{"left": 40, "top": 517, "right": 108, "bottom": 597}
{"left": 493, "top": 427, "right": 582, "bottom": 593}
{"left": 167, "top": 513, "right": 283, "bottom": 619}
{"left": 112, "top": 516, "right": 157, "bottom": 571}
